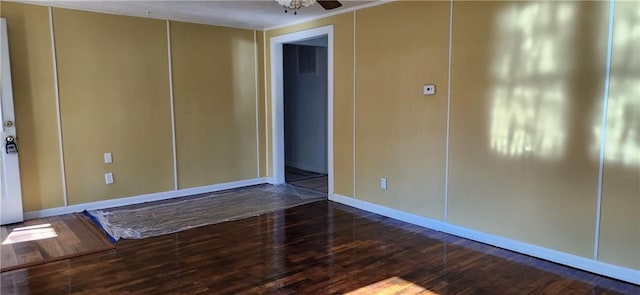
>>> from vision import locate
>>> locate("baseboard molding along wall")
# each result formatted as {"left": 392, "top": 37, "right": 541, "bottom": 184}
{"left": 329, "top": 194, "right": 640, "bottom": 285}
{"left": 22, "top": 182, "right": 639, "bottom": 284}
{"left": 24, "top": 178, "right": 269, "bottom": 220}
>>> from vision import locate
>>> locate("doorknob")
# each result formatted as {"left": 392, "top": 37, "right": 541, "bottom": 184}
{"left": 5, "top": 135, "right": 17, "bottom": 154}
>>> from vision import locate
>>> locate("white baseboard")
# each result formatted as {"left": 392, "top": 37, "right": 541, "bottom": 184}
{"left": 329, "top": 194, "right": 640, "bottom": 285}
{"left": 266, "top": 177, "right": 277, "bottom": 185}
{"left": 24, "top": 178, "right": 269, "bottom": 220}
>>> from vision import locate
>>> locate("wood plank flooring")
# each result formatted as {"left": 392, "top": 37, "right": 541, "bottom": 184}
{"left": 285, "top": 166, "right": 325, "bottom": 182}
{"left": 286, "top": 166, "right": 328, "bottom": 193}
{"left": 289, "top": 176, "right": 328, "bottom": 193}
{"left": 0, "top": 213, "right": 114, "bottom": 272}
{"left": 1, "top": 198, "right": 638, "bottom": 294}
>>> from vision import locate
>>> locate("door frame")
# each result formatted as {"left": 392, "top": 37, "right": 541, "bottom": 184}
{"left": 270, "top": 25, "right": 334, "bottom": 195}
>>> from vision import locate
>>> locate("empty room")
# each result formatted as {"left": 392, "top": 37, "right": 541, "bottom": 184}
{"left": 0, "top": 0, "right": 638, "bottom": 294}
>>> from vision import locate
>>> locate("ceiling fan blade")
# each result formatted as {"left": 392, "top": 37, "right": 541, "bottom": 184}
{"left": 317, "top": 0, "right": 342, "bottom": 10}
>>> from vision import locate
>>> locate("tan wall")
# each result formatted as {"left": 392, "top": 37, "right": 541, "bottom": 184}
{"left": 3, "top": 3, "right": 262, "bottom": 209}
{"left": 448, "top": 0, "right": 609, "bottom": 258}
{"left": 53, "top": 9, "right": 174, "bottom": 204}
{"left": 266, "top": 13, "right": 354, "bottom": 197}
{"left": 1, "top": 3, "right": 64, "bottom": 211}
{"left": 265, "top": 0, "right": 639, "bottom": 272}
{"left": 170, "top": 21, "right": 257, "bottom": 188}
{"left": 257, "top": 31, "right": 267, "bottom": 177}
{"left": 598, "top": 0, "right": 640, "bottom": 270}
{"left": 355, "top": 1, "right": 449, "bottom": 220}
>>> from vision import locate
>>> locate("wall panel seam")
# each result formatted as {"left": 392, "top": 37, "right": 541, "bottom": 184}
{"left": 48, "top": 7, "right": 69, "bottom": 207}
{"left": 166, "top": 20, "right": 178, "bottom": 191}
{"left": 263, "top": 30, "right": 269, "bottom": 176}
{"left": 594, "top": 0, "right": 616, "bottom": 261}
{"left": 352, "top": 11, "right": 357, "bottom": 199}
{"left": 328, "top": 28, "right": 335, "bottom": 196}
{"left": 444, "top": 0, "right": 454, "bottom": 222}
{"left": 254, "top": 30, "right": 260, "bottom": 178}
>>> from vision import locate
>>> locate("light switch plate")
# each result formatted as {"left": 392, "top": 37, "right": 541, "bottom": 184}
{"left": 381, "top": 177, "right": 387, "bottom": 190}
{"left": 104, "top": 152, "right": 112, "bottom": 164}
{"left": 423, "top": 84, "right": 436, "bottom": 95}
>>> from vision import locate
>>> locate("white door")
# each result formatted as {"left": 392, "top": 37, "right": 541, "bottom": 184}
{"left": 0, "top": 18, "right": 24, "bottom": 225}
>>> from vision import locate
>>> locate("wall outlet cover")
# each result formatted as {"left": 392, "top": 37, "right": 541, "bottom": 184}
{"left": 105, "top": 172, "right": 114, "bottom": 185}
{"left": 423, "top": 84, "right": 436, "bottom": 95}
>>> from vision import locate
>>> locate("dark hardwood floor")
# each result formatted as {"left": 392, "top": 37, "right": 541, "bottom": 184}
{"left": 1, "top": 200, "right": 638, "bottom": 294}
{"left": 286, "top": 166, "right": 328, "bottom": 193}
{"left": 288, "top": 176, "right": 328, "bottom": 193}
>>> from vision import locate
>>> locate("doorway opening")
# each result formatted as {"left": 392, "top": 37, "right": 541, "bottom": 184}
{"left": 270, "top": 25, "right": 334, "bottom": 195}
{"left": 283, "top": 37, "right": 328, "bottom": 193}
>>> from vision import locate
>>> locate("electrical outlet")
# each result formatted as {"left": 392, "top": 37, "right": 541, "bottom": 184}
{"left": 423, "top": 84, "right": 436, "bottom": 95}
{"left": 104, "top": 152, "right": 112, "bottom": 163}
{"left": 381, "top": 177, "right": 387, "bottom": 190}
{"left": 105, "top": 172, "right": 114, "bottom": 185}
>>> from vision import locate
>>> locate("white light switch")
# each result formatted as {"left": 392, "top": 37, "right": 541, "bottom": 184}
{"left": 105, "top": 172, "right": 114, "bottom": 185}
{"left": 104, "top": 152, "right": 112, "bottom": 164}
{"left": 423, "top": 84, "right": 436, "bottom": 95}
{"left": 381, "top": 177, "right": 387, "bottom": 190}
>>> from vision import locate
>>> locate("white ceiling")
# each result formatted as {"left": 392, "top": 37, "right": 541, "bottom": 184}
{"left": 12, "top": 0, "right": 379, "bottom": 30}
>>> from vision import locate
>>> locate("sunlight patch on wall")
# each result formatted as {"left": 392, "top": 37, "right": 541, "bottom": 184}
{"left": 598, "top": 81, "right": 640, "bottom": 166}
{"left": 592, "top": 4, "right": 640, "bottom": 167}
{"left": 2, "top": 224, "right": 57, "bottom": 245}
{"left": 488, "top": 2, "right": 576, "bottom": 160}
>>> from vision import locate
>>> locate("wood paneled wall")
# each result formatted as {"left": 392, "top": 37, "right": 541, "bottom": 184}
{"left": 1, "top": 4, "right": 260, "bottom": 207}
{"left": 264, "top": 0, "right": 640, "bottom": 273}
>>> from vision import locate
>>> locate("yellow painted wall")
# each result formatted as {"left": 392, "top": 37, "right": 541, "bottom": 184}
{"left": 598, "top": 0, "right": 640, "bottom": 270}
{"left": 170, "top": 21, "right": 257, "bottom": 188}
{"left": 257, "top": 31, "right": 267, "bottom": 177}
{"left": 1, "top": 3, "right": 64, "bottom": 210}
{"left": 3, "top": 2, "right": 263, "bottom": 210}
{"left": 447, "top": 1, "right": 609, "bottom": 258}
{"left": 266, "top": 13, "right": 354, "bottom": 197}
{"left": 265, "top": 0, "right": 639, "bottom": 272}
{"left": 355, "top": 1, "right": 449, "bottom": 220}
{"left": 53, "top": 8, "right": 174, "bottom": 204}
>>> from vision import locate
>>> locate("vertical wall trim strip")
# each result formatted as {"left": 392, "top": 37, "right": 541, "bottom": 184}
{"left": 49, "top": 7, "right": 68, "bottom": 207}
{"left": 328, "top": 26, "right": 335, "bottom": 196}
{"left": 166, "top": 21, "right": 178, "bottom": 191}
{"left": 263, "top": 30, "right": 269, "bottom": 176}
{"left": 444, "top": 0, "right": 454, "bottom": 222}
{"left": 254, "top": 30, "right": 260, "bottom": 178}
{"left": 594, "top": 0, "right": 616, "bottom": 260}
{"left": 352, "top": 11, "right": 357, "bottom": 199}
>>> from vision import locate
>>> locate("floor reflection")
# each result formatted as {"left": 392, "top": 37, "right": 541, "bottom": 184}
{"left": 1, "top": 191, "right": 638, "bottom": 294}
